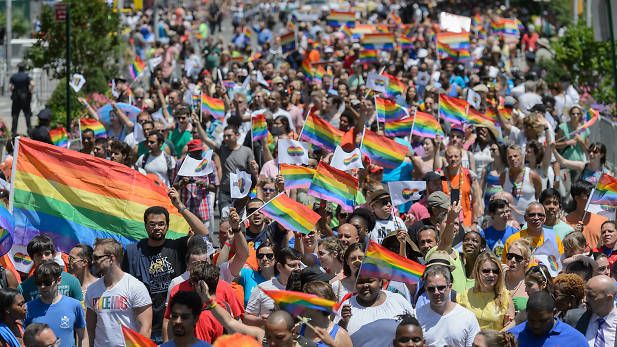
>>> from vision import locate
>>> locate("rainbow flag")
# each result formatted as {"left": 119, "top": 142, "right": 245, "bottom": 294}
{"left": 280, "top": 164, "right": 315, "bottom": 190}
{"left": 313, "top": 66, "right": 325, "bottom": 83}
{"left": 465, "top": 107, "right": 495, "bottom": 125}
{"left": 299, "top": 112, "right": 343, "bottom": 152}
{"left": 11, "top": 138, "right": 189, "bottom": 251}
{"left": 259, "top": 193, "right": 321, "bottom": 234}
{"left": 376, "top": 97, "right": 406, "bottom": 122}
{"left": 280, "top": 31, "right": 296, "bottom": 53}
{"left": 385, "top": 117, "right": 414, "bottom": 138}
{"left": 590, "top": 174, "right": 617, "bottom": 207}
{"left": 491, "top": 18, "right": 520, "bottom": 42}
{"left": 79, "top": 118, "right": 107, "bottom": 138}
{"left": 122, "top": 325, "right": 157, "bottom": 347}
{"left": 191, "top": 93, "right": 201, "bottom": 111}
{"left": 471, "top": 13, "right": 483, "bottom": 32}
{"left": 252, "top": 114, "right": 268, "bottom": 142}
{"left": 358, "top": 49, "right": 378, "bottom": 64}
{"left": 0, "top": 204, "right": 14, "bottom": 257}
{"left": 243, "top": 26, "right": 252, "bottom": 38}
{"left": 439, "top": 94, "right": 468, "bottom": 124}
{"left": 326, "top": 10, "right": 356, "bottom": 28}
{"left": 300, "top": 58, "right": 313, "bottom": 78}
{"left": 129, "top": 56, "right": 146, "bottom": 80}
{"left": 359, "top": 241, "right": 425, "bottom": 284}
{"left": 436, "top": 32, "right": 470, "bottom": 50}
{"left": 361, "top": 33, "right": 395, "bottom": 51}
{"left": 201, "top": 94, "right": 225, "bottom": 120}
{"left": 570, "top": 109, "right": 600, "bottom": 138}
{"left": 398, "top": 36, "right": 414, "bottom": 50}
{"left": 383, "top": 73, "right": 406, "bottom": 99}
{"left": 485, "top": 107, "right": 513, "bottom": 122}
{"left": 307, "top": 162, "right": 358, "bottom": 212}
{"left": 361, "top": 129, "right": 408, "bottom": 169}
{"left": 261, "top": 288, "right": 339, "bottom": 316}
{"left": 401, "top": 24, "right": 414, "bottom": 38}
{"left": 412, "top": 111, "right": 444, "bottom": 139}
{"left": 49, "top": 127, "right": 69, "bottom": 148}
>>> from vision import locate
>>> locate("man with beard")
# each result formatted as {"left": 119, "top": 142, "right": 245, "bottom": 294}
{"left": 162, "top": 291, "right": 211, "bottom": 347}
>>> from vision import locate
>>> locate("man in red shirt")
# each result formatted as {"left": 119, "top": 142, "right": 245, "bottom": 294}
{"left": 592, "top": 221, "right": 617, "bottom": 274}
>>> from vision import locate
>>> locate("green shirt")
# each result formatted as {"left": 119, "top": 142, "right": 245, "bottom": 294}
{"left": 169, "top": 128, "right": 192, "bottom": 158}
{"left": 19, "top": 271, "right": 83, "bottom": 302}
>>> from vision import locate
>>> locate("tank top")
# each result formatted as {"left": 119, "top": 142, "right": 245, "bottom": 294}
{"left": 299, "top": 324, "right": 339, "bottom": 347}
{"left": 440, "top": 167, "right": 474, "bottom": 227}
{"left": 503, "top": 167, "right": 536, "bottom": 225}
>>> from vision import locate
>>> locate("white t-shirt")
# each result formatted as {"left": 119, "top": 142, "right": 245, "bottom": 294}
{"left": 335, "top": 291, "right": 414, "bottom": 347}
{"left": 369, "top": 216, "right": 405, "bottom": 245}
{"left": 136, "top": 151, "right": 176, "bottom": 186}
{"left": 416, "top": 303, "right": 480, "bottom": 347}
{"left": 245, "top": 277, "right": 285, "bottom": 317}
{"left": 85, "top": 273, "right": 152, "bottom": 347}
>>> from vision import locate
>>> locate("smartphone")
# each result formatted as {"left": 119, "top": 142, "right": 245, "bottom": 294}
{"left": 450, "top": 189, "right": 460, "bottom": 204}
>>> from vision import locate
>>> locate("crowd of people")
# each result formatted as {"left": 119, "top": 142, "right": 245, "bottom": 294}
{"left": 4, "top": 0, "right": 617, "bottom": 347}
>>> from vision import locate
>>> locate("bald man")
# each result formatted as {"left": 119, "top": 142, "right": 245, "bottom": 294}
{"left": 265, "top": 311, "right": 296, "bottom": 347}
{"left": 575, "top": 275, "right": 617, "bottom": 346}
{"left": 337, "top": 224, "right": 359, "bottom": 249}
{"left": 501, "top": 202, "right": 564, "bottom": 271}
{"left": 23, "top": 323, "right": 58, "bottom": 347}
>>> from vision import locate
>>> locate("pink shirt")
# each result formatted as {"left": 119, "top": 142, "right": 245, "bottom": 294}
{"left": 408, "top": 197, "right": 430, "bottom": 221}
{"left": 259, "top": 159, "right": 279, "bottom": 179}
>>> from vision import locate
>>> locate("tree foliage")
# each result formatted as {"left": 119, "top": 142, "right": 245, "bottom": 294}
{"left": 25, "top": 0, "right": 123, "bottom": 123}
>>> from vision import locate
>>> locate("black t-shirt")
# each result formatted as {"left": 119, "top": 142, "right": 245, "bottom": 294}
{"left": 10, "top": 72, "right": 31, "bottom": 99}
{"left": 122, "top": 236, "right": 188, "bottom": 336}
{"left": 30, "top": 126, "right": 51, "bottom": 144}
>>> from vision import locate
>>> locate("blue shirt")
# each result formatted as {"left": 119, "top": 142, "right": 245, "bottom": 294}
{"left": 481, "top": 225, "right": 518, "bottom": 254}
{"left": 509, "top": 319, "right": 587, "bottom": 347}
{"left": 25, "top": 296, "right": 86, "bottom": 347}
{"left": 238, "top": 267, "right": 267, "bottom": 306}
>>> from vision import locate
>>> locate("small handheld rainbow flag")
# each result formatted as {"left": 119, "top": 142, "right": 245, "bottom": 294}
{"left": 122, "top": 325, "right": 157, "bottom": 347}
{"left": 361, "top": 33, "right": 395, "bottom": 51}
{"left": 590, "top": 174, "right": 617, "bottom": 207}
{"left": 439, "top": 94, "right": 468, "bottom": 125}
{"left": 79, "top": 118, "right": 107, "bottom": 138}
{"left": 361, "top": 129, "right": 409, "bottom": 169}
{"left": 358, "top": 49, "right": 378, "bottom": 64}
{"left": 385, "top": 117, "right": 414, "bottom": 138}
{"left": 300, "top": 58, "right": 313, "bottom": 78}
{"left": 398, "top": 36, "right": 414, "bottom": 50}
{"left": 258, "top": 193, "right": 321, "bottom": 234}
{"left": 201, "top": 94, "right": 225, "bottom": 120}
{"left": 485, "top": 107, "right": 513, "bottom": 122}
{"left": 252, "top": 114, "right": 268, "bottom": 142}
{"left": 412, "top": 111, "right": 444, "bottom": 139}
{"left": 308, "top": 161, "right": 358, "bottom": 212}
{"left": 280, "top": 31, "right": 296, "bottom": 54}
{"left": 280, "top": 164, "right": 315, "bottom": 190}
{"left": 436, "top": 32, "right": 470, "bottom": 50}
{"left": 129, "top": 56, "right": 146, "bottom": 80}
{"left": 326, "top": 10, "right": 356, "bottom": 28}
{"left": 382, "top": 73, "right": 406, "bottom": 99}
{"left": 376, "top": 97, "right": 407, "bottom": 123}
{"left": 465, "top": 107, "right": 495, "bottom": 125}
{"left": 569, "top": 108, "right": 600, "bottom": 138}
{"left": 49, "top": 127, "right": 69, "bottom": 148}
{"left": 0, "top": 204, "right": 15, "bottom": 257}
{"left": 359, "top": 241, "right": 425, "bottom": 285}
{"left": 261, "top": 288, "right": 339, "bottom": 316}
{"left": 299, "top": 112, "right": 343, "bottom": 152}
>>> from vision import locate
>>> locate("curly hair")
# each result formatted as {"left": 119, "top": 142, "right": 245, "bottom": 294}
{"left": 319, "top": 237, "right": 344, "bottom": 263}
{"left": 476, "top": 330, "right": 517, "bottom": 347}
{"left": 553, "top": 273, "right": 585, "bottom": 304}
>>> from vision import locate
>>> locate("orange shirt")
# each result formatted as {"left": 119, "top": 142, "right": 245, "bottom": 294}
{"left": 565, "top": 212, "right": 607, "bottom": 249}
{"left": 441, "top": 168, "right": 474, "bottom": 227}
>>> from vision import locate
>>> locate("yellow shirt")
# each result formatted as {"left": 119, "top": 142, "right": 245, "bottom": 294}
{"left": 457, "top": 288, "right": 511, "bottom": 331}
{"left": 501, "top": 229, "right": 564, "bottom": 264}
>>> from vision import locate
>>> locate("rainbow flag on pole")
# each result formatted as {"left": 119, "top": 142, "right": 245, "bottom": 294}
{"left": 299, "top": 112, "right": 343, "bottom": 152}
{"left": 201, "top": 94, "right": 225, "bottom": 120}
{"left": 280, "top": 31, "right": 296, "bottom": 53}
{"left": 439, "top": 94, "right": 468, "bottom": 124}
{"left": 465, "top": 107, "right": 495, "bottom": 125}
{"left": 261, "top": 288, "right": 339, "bottom": 316}
{"left": 11, "top": 138, "right": 189, "bottom": 251}
{"left": 570, "top": 108, "right": 600, "bottom": 138}
{"left": 361, "top": 129, "right": 408, "bottom": 169}
{"left": 412, "top": 111, "right": 444, "bottom": 139}
{"left": 0, "top": 204, "right": 14, "bottom": 257}
{"left": 358, "top": 49, "right": 378, "bottom": 64}
{"left": 280, "top": 164, "right": 315, "bottom": 190}
{"left": 590, "top": 174, "right": 617, "bottom": 207}
{"left": 361, "top": 33, "right": 395, "bottom": 51}
{"left": 436, "top": 32, "right": 471, "bottom": 61}
{"left": 382, "top": 73, "right": 406, "bottom": 99}
{"left": 359, "top": 241, "right": 425, "bottom": 284}
{"left": 385, "top": 117, "right": 414, "bottom": 138}
{"left": 79, "top": 118, "right": 107, "bottom": 138}
{"left": 326, "top": 10, "right": 356, "bottom": 28}
{"left": 491, "top": 18, "right": 521, "bottom": 42}
{"left": 258, "top": 193, "right": 321, "bottom": 234}
{"left": 129, "top": 56, "right": 146, "bottom": 80}
{"left": 122, "top": 325, "right": 157, "bottom": 347}
{"left": 376, "top": 97, "right": 407, "bottom": 122}
{"left": 252, "top": 114, "right": 268, "bottom": 142}
{"left": 308, "top": 162, "right": 358, "bottom": 212}
{"left": 49, "top": 127, "right": 69, "bottom": 148}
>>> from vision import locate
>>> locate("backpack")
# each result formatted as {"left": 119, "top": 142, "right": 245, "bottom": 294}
{"left": 142, "top": 152, "right": 174, "bottom": 184}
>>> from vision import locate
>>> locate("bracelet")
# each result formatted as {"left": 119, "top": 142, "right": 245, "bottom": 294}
{"left": 204, "top": 301, "right": 217, "bottom": 311}
{"left": 224, "top": 241, "right": 232, "bottom": 248}
{"left": 178, "top": 206, "right": 187, "bottom": 213}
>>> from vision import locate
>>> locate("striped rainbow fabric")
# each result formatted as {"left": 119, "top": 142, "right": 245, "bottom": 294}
{"left": 129, "top": 56, "right": 146, "bottom": 80}
{"left": 412, "top": 111, "right": 444, "bottom": 139}
{"left": 361, "top": 129, "right": 408, "bottom": 169}
{"left": 80, "top": 118, "right": 107, "bottom": 138}
{"left": 11, "top": 138, "right": 189, "bottom": 251}
{"left": 299, "top": 112, "right": 343, "bottom": 152}
{"left": 359, "top": 49, "right": 378, "bottom": 63}
{"left": 280, "top": 164, "right": 315, "bottom": 190}
{"left": 201, "top": 94, "right": 225, "bottom": 120}
{"left": 382, "top": 73, "right": 406, "bottom": 99}
{"left": 361, "top": 33, "right": 395, "bottom": 51}
{"left": 0, "top": 204, "right": 14, "bottom": 257}
{"left": 259, "top": 193, "right": 321, "bottom": 234}
{"left": 261, "top": 288, "right": 339, "bottom": 316}
{"left": 385, "top": 117, "right": 414, "bottom": 138}
{"left": 359, "top": 241, "right": 425, "bottom": 284}
{"left": 376, "top": 97, "right": 406, "bottom": 123}
{"left": 439, "top": 94, "right": 468, "bottom": 124}
{"left": 326, "top": 10, "right": 356, "bottom": 28}
{"left": 307, "top": 162, "right": 358, "bottom": 212}
{"left": 252, "top": 114, "right": 268, "bottom": 142}
{"left": 590, "top": 173, "right": 617, "bottom": 207}
{"left": 49, "top": 127, "right": 69, "bottom": 147}
{"left": 122, "top": 325, "right": 157, "bottom": 347}
{"left": 280, "top": 31, "right": 296, "bottom": 53}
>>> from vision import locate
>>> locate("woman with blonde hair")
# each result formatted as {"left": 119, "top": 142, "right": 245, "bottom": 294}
{"left": 504, "top": 239, "right": 531, "bottom": 315}
{"left": 457, "top": 252, "right": 515, "bottom": 331}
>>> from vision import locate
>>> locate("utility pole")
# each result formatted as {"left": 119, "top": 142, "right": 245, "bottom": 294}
{"left": 65, "top": 2, "right": 71, "bottom": 131}
{"left": 5, "top": 0, "right": 12, "bottom": 95}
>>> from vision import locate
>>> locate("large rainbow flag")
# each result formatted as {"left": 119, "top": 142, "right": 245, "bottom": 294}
{"left": 491, "top": 18, "right": 521, "bottom": 42}
{"left": 261, "top": 288, "right": 339, "bottom": 316}
{"left": 361, "top": 33, "right": 395, "bottom": 51}
{"left": 412, "top": 111, "right": 444, "bottom": 139}
{"left": 299, "top": 112, "right": 343, "bottom": 152}
{"left": 376, "top": 97, "right": 406, "bottom": 122}
{"left": 358, "top": 49, "right": 378, "bottom": 64}
{"left": 122, "top": 325, "right": 157, "bottom": 347}
{"left": 280, "top": 164, "right": 315, "bottom": 190}
{"left": 439, "top": 94, "right": 468, "bottom": 124}
{"left": 258, "top": 193, "right": 321, "bottom": 234}
{"left": 465, "top": 107, "right": 495, "bottom": 125}
{"left": 361, "top": 129, "right": 409, "bottom": 169}
{"left": 385, "top": 117, "right": 414, "bottom": 138}
{"left": 589, "top": 174, "right": 617, "bottom": 207}
{"left": 79, "top": 118, "right": 107, "bottom": 138}
{"left": 11, "top": 138, "right": 189, "bottom": 251}
{"left": 326, "top": 10, "right": 356, "bottom": 28}
{"left": 308, "top": 162, "right": 358, "bottom": 212}
{"left": 359, "top": 241, "right": 425, "bottom": 284}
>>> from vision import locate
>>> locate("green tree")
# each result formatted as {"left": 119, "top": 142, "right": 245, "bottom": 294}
{"left": 25, "top": 0, "right": 123, "bottom": 125}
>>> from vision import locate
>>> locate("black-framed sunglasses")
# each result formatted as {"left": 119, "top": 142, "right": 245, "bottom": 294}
{"left": 256, "top": 253, "right": 275, "bottom": 260}
{"left": 506, "top": 253, "right": 524, "bottom": 262}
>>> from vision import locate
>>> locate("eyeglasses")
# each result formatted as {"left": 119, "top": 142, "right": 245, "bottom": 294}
{"left": 506, "top": 253, "right": 524, "bottom": 262}
{"left": 68, "top": 256, "right": 85, "bottom": 264}
{"left": 481, "top": 268, "right": 500, "bottom": 274}
{"left": 92, "top": 254, "right": 111, "bottom": 262}
{"left": 256, "top": 253, "right": 275, "bottom": 260}
{"left": 571, "top": 112, "right": 582, "bottom": 116}
{"left": 247, "top": 207, "right": 261, "bottom": 214}
{"left": 425, "top": 285, "right": 447, "bottom": 293}
{"left": 589, "top": 148, "right": 600, "bottom": 154}
{"left": 263, "top": 188, "right": 275, "bottom": 193}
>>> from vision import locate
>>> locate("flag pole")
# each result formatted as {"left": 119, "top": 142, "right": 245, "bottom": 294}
{"left": 409, "top": 109, "right": 416, "bottom": 139}
{"left": 240, "top": 191, "right": 284, "bottom": 224}
{"left": 8, "top": 137, "right": 20, "bottom": 212}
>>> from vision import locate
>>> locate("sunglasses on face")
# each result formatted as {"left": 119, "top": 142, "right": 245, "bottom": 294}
{"left": 481, "top": 268, "right": 499, "bottom": 275}
{"left": 425, "top": 285, "right": 447, "bottom": 293}
{"left": 256, "top": 253, "right": 275, "bottom": 260}
{"left": 506, "top": 253, "right": 524, "bottom": 262}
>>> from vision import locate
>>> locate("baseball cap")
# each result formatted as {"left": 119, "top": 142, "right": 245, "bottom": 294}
{"left": 427, "top": 191, "right": 450, "bottom": 209}
{"left": 187, "top": 139, "right": 204, "bottom": 153}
